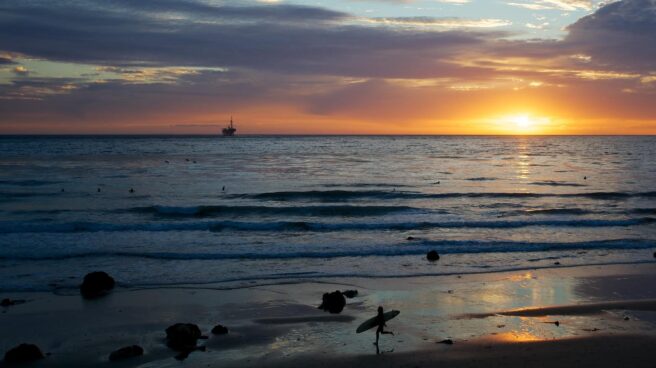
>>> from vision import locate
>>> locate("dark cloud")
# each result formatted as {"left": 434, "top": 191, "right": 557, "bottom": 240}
{"left": 565, "top": 0, "right": 656, "bottom": 71}
{"left": 0, "top": 0, "right": 655, "bottom": 133}
{"left": 0, "top": 0, "right": 500, "bottom": 78}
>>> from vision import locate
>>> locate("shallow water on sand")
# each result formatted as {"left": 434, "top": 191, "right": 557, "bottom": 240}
{"left": 1, "top": 136, "right": 655, "bottom": 291}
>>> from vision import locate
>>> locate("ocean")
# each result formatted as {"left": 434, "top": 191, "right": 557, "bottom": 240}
{"left": 1, "top": 135, "right": 655, "bottom": 292}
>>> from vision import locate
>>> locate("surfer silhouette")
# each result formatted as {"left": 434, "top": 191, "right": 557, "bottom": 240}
{"left": 374, "top": 306, "right": 394, "bottom": 346}
{"left": 356, "top": 305, "right": 399, "bottom": 354}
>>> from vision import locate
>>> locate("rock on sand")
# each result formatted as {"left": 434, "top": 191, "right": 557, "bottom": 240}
{"left": 80, "top": 271, "right": 115, "bottom": 299}
{"left": 4, "top": 343, "right": 44, "bottom": 363}
{"left": 318, "top": 290, "right": 346, "bottom": 314}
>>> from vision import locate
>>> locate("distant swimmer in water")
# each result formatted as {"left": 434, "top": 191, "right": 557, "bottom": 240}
{"left": 97, "top": 188, "right": 101, "bottom": 193}
{"left": 165, "top": 160, "right": 169, "bottom": 164}
{"left": 222, "top": 186, "right": 225, "bottom": 191}
{"left": 129, "top": 188, "right": 135, "bottom": 193}
{"left": 374, "top": 306, "right": 394, "bottom": 346}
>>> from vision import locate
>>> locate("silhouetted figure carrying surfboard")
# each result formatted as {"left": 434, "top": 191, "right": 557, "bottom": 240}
{"left": 374, "top": 306, "right": 394, "bottom": 345}
{"left": 356, "top": 306, "right": 399, "bottom": 354}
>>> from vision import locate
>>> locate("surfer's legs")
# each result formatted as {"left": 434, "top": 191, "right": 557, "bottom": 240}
{"left": 375, "top": 330, "right": 380, "bottom": 345}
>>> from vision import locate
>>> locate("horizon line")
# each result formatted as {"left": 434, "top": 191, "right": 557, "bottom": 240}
{"left": 1, "top": 133, "right": 656, "bottom": 137}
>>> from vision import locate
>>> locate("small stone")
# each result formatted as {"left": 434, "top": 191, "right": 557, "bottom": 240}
{"left": 4, "top": 344, "right": 44, "bottom": 363}
{"left": 109, "top": 345, "right": 143, "bottom": 361}
{"left": 438, "top": 339, "right": 454, "bottom": 345}
{"left": 1, "top": 298, "right": 26, "bottom": 307}
{"left": 211, "top": 324, "right": 229, "bottom": 335}
{"left": 427, "top": 250, "right": 440, "bottom": 261}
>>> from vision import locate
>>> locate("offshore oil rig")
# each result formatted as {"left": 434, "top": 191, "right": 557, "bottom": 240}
{"left": 222, "top": 116, "right": 236, "bottom": 136}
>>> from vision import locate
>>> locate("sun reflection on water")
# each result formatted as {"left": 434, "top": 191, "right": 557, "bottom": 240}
{"left": 493, "top": 330, "right": 545, "bottom": 342}
{"left": 515, "top": 140, "right": 531, "bottom": 184}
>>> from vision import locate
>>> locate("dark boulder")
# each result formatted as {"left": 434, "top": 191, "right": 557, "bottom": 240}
{"left": 427, "top": 250, "right": 440, "bottom": 261}
{"left": 318, "top": 290, "right": 346, "bottom": 314}
{"left": 109, "top": 345, "right": 143, "bottom": 361}
{"left": 211, "top": 324, "right": 229, "bottom": 335}
{"left": 80, "top": 271, "right": 115, "bottom": 299}
{"left": 165, "top": 323, "right": 202, "bottom": 351}
{"left": 406, "top": 236, "right": 416, "bottom": 241}
{"left": 4, "top": 343, "right": 44, "bottom": 363}
{"left": 341, "top": 290, "right": 358, "bottom": 299}
{"left": 438, "top": 339, "right": 454, "bottom": 345}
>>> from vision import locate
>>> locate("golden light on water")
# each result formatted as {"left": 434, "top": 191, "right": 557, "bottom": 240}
{"left": 493, "top": 331, "right": 545, "bottom": 342}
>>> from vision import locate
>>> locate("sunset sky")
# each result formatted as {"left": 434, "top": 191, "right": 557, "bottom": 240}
{"left": 1, "top": 0, "right": 655, "bottom": 134}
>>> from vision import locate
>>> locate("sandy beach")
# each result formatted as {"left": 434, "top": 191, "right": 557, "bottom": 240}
{"left": 2, "top": 262, "right": 656, "bottom": 367}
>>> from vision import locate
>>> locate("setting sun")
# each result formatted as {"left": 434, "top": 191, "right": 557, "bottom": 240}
{"left": 512, "top": 115, "right": 532, "bottom": 130}
{"left": 490, "top": 114, "right": 552, "bottom": 134}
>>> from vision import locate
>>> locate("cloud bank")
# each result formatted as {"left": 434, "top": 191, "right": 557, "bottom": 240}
{"left": 0, "top": 0, "right": 654, "bottom": 133}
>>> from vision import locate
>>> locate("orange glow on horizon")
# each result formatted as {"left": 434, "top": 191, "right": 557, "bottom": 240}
{"left": 4, "top": 105, "right": 656, "bottom": 135}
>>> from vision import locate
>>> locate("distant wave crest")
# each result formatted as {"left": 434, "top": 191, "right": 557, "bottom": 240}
{"left": 1, "top": 239, "right": 652, "bottom": 261}
{"left": 127, "top": 204, "right": 422, "bottom": 218}
{"left": 230, "top": 190, "right": 656, "bottom": 201}
{"left": 1, "top": 217, "right": 653, "bottom": 234}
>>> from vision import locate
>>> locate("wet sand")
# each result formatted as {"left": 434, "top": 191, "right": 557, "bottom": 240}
{"left": 1, "top": 263, "right": 656, "bottom": 367}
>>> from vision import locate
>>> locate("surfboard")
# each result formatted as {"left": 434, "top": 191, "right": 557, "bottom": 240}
{"left": 356, "top": 310, "right": 400, "bottom": 333}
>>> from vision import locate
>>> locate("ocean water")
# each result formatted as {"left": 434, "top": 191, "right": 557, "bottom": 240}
{"left": 0, "top": 135, "right": 655, "bottom": 292}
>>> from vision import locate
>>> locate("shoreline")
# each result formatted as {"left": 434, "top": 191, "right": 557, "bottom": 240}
{"left": 4, "top": 257, "right": 655, "bottom": 295}
{"left": 2, "top": 263, "right": 656, "bottom": 366}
